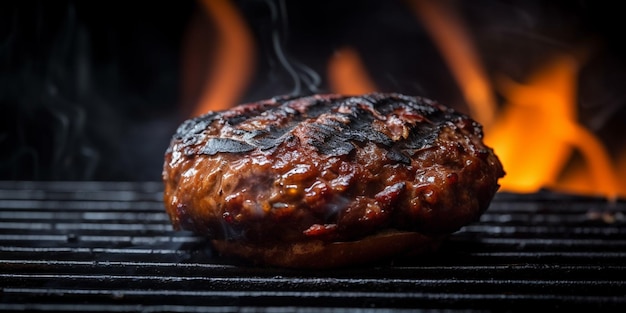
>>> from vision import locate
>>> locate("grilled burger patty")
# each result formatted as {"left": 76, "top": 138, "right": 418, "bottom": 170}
{"left": 163, "top": 93, "right": 505, "bottom": 268}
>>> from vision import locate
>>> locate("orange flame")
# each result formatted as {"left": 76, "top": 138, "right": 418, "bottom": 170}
{"left": 327, "top": 47, "right": 378, "bottom": 95}
{"left": 410, "top": 0, "right": 623, "bottom": 199}
{"left": 408, "top": 0, "right": 496, "bottom": 127}
{"left": 187, "top": 0, "right": 255, "bottom": 117}
{"left": 486, "top": 53, "right": 619, "bottom": 199}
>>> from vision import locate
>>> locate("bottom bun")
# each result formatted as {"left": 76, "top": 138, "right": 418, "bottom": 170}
{"left": 211, "top": 231, "right": 446, "bottom": 269}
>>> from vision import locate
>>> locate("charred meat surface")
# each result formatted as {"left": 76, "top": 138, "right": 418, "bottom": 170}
{"left": 163, "top": 93, "right": 505, "bottom": 267}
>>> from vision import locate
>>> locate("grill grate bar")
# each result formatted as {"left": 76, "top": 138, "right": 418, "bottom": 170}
{"left": 0, "top": 200, "right": 162, "bottom": 211}
{"left": 0, "top": 246, "right": 199, "bottom": 255}
{"left": 0, "top": 234, "right": 203, "bottom": 244}
{"left": 5, "top": 286, "right": 626, "bottom": 300}
{"left": 0, "top": 304, "right": 438, "bottom": 313}
{"left": 3, "top": 273, "right": 626, "bottom": 293}
{"left": 0, "top": 211, "right": 170, "bottom": 221}
{"left": 5, "top": 272, "right": 622, "bottom": 285}
{"left": 3, "top": 259, "right": 625, "bottom": 280}
{"left": 0, "top": 222, "right": 173, "bottom": 232}
{"left": 3, "top": 288, "right": 626, "bottom": 311}
{"left": 3, "top": 258, "right": 624, "bottom": 270}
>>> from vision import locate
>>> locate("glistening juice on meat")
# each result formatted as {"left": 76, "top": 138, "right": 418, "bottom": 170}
{"left": 162, "top": 93, "right": 505, "bottom": 268}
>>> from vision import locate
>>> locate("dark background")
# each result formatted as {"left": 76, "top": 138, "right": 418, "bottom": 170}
{"left": 1, "top": 0, "right": 624, "bottom": 182}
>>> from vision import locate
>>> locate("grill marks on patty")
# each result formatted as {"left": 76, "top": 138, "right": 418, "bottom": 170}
{"left": 171, "top": 94, "right": 470, "bottom": 161}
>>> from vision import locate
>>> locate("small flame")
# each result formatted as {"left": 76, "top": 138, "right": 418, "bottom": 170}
{"left": 187, "top": 0, "right": 255, "bottom": 117}
{"left": 410, "top": 0, "right": 623, "bottom": 199}
{"left": 409, "top": 0, "right": 496, "bottom": 127}
{"left": 327, "top": 47, "right": 378, "bottom": 95}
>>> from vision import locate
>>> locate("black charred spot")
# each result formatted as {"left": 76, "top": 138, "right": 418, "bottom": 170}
{"left": 244, "top": 125, "right": 298, "bottom": 152}
{"left": 308, "top": 120, "right": 356, "bottom": 156}
{"left": 343, "top": 108, "right": 393, "bottom": 146}
{"left": 400, "top": 127, "right": 439, "bottom": 150}
{"left": 200, "top": 138, "right": 255, "bottom": 155}
{"left": 386, "top": 148, "right": 411, "bottom": 164}
{"left": 173, "top": 113, "right": 218, "bottom": 142}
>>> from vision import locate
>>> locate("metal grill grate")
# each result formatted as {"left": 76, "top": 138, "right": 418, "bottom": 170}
{"left": 1, "top": 181, "right": 625, "bottom": 312}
